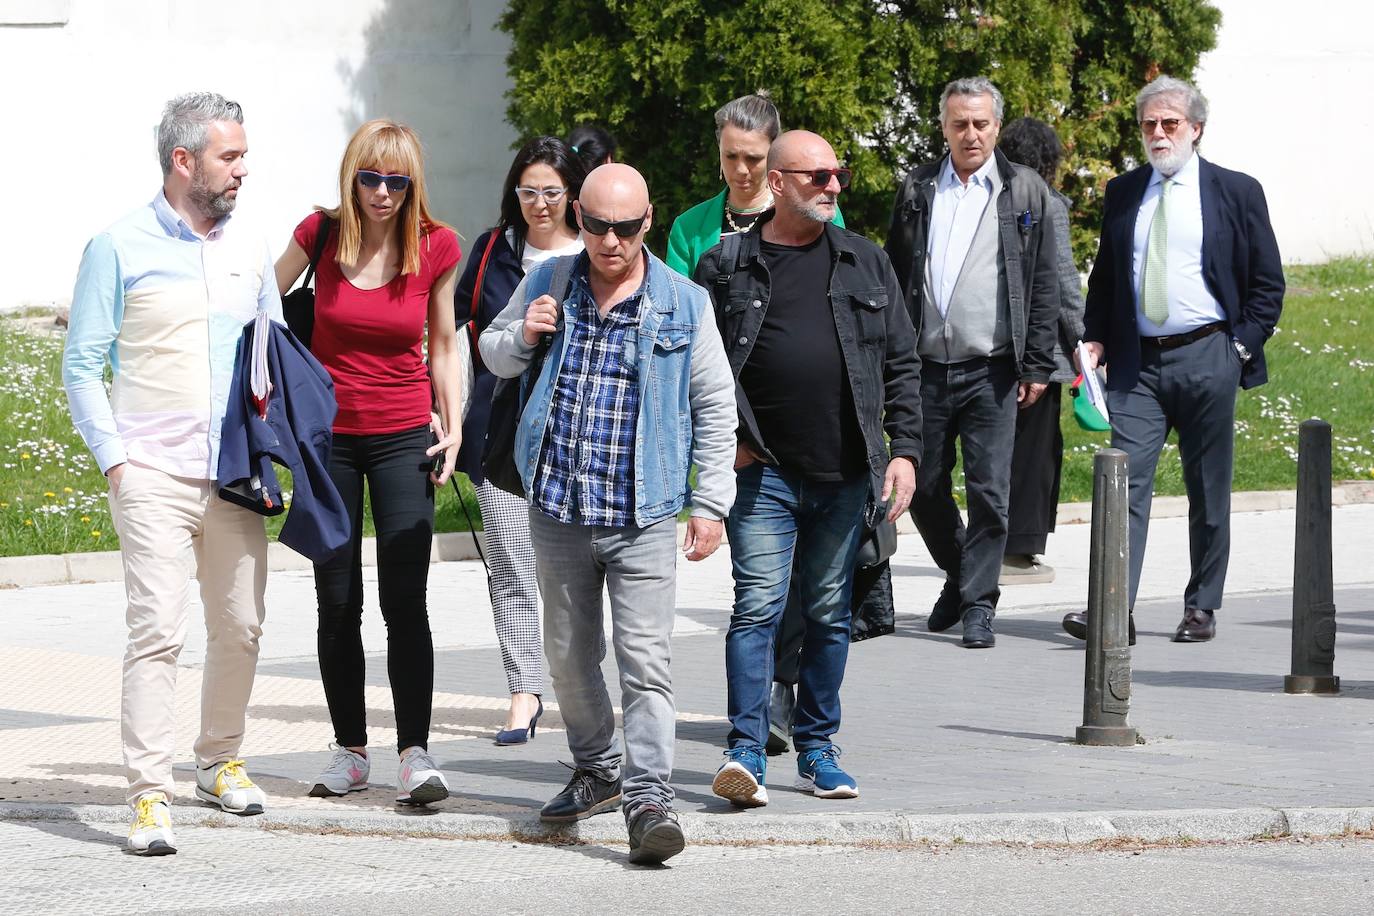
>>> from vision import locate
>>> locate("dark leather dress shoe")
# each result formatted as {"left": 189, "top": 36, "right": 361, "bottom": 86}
{"left": 1172, "top": 608, "right": 1216, "bottom": 642}
{"left": 1062, "top": 612, "right": 1136, "bottom": 646}
{"left": 961, "top": 608, "right": 996, "bottom": 648}
{"left": 927, "top": 579, "right": 962, "bottom": 632}
{"left": 540, "top": 765, "right": 622, "bottom": 822}
{"left": 626, "top": 803, "right": 685, "bottom": 865}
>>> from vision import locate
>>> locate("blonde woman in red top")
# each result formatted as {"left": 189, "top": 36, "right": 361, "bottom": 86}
{"left": 275, "top": 119, "right": 462, "bottom": 807}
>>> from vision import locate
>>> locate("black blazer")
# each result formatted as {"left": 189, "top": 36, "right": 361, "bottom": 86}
{"left": 1083, "top": 157, "right": 1284, "bottom": 391}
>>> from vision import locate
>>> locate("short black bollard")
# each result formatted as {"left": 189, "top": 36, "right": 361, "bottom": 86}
{"left": 1285, "top": 419, "right": 1340, "bottom": 694}
{"left": 1077, "top": 448, "right": 1139, "bottom": 746}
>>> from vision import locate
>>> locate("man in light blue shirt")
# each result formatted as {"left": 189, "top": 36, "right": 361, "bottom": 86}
{"left": 1071, "top": 75, "right": 1284, "bottom": 645}
{"left": 886, "top": 77, "right": 1059, "bottom": 649}
{"left": 63, "top": 92, "right": 282, "bottom": 856}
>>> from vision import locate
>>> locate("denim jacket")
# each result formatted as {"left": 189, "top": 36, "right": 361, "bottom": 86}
{"left": 479, "top": 249, "right": 737, "bottom": 526}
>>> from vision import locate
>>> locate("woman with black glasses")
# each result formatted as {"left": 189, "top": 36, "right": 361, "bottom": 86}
{"left": 275, "top": 119, "right": 462, "bottom": 806}
{"left": 454, "top": 136, "right": 585, "bottom": 745}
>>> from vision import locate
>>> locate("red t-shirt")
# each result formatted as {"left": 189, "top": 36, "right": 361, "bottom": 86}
{"left": 294, "top": 211, "right": 461, "bottom": 435}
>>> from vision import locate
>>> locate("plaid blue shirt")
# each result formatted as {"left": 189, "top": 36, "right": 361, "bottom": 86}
{"left": 532, "top": 268, "right": 643, "bottom": 527}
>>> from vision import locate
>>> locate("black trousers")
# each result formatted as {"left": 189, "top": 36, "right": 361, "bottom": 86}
{"left": 1005, "top": 382, "right": 1063, "bottom": 556}
{"left": 909, "top": 356, "right": 1019, "bottom": 618}
{"left": 314, "top": 422, "right": 436, "bottom": 751}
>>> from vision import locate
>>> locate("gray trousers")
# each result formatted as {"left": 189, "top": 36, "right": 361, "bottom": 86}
{"left": 528, "top": 510, "right": 678, "bottom": 813}
{"left": 1107, "top": 329, "right": 1242, "bottom": 612}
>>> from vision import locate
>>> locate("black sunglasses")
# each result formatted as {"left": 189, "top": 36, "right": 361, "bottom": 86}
{"left": 580, "top": 210, "right": 648, "bottom": 238}
{"left": 357, "top": 169, "right": 412, "bottom": 193}
{"left": 776, "top": 167, "right": 852, "bottom": 189}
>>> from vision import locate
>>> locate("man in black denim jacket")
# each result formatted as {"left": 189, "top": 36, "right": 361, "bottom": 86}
{"left": 694, "top": 131, "right": 922, "bottom": 807}
{"left": 885, "top": 76, "right": 1058, "bottom": 649}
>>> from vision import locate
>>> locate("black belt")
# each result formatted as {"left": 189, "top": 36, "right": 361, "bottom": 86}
{"left": 1142, "top": 321, "right": 1227, "bottom": 350}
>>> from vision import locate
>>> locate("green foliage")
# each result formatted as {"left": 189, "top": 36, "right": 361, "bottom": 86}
{"left": 499, "top": 0, "right": 1221, "bottom": 262}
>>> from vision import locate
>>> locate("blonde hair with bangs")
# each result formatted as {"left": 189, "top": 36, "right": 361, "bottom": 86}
{"left": 321, "top": 119, "right": 452, "bottom": 276}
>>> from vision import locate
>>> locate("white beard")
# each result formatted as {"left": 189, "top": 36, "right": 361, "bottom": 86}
{"left": 1145, "top": 141, "right": 1193, "bottom": 177}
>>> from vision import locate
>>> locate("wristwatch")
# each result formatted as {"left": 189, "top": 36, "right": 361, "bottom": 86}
{"left": 1232, "top": 338, "right": 1252, "bottom": 363}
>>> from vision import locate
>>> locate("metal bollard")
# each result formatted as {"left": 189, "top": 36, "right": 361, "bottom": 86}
{"left": 1076, "top": 448, "right": 1139, "bottom": 746}
{"left": 1284, "top": 419, "right": 1340, "bottom": 694}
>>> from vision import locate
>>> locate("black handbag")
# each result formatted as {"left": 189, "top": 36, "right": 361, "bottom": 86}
{"left": 282, "top": 217, "right": 332, "bottom": 348}
{"left": 480, "top": 254, "right": 577, "bottom": 498}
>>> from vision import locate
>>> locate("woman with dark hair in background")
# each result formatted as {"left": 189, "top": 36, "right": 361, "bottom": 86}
{"left": 995, "top": 117, "right": 1086, "bottom": 585}
{"left": 454, "top": 136, "right": 585, "bottom": 744}
{"left": 275, "top": 119, "right": 463, "bottom": 805}
{"left": 566, "top": 124, "right": 616, "bottom": 176}
{"left": 665, "top": 90, "right": 843, "bottom": 278}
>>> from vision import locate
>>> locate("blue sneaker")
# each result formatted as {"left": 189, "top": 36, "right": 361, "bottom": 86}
{"left": 711, "top": 746, "right": 768, "bottom": 808}
{"left": 795, "top": 744, "right": 859, "bottom": 799}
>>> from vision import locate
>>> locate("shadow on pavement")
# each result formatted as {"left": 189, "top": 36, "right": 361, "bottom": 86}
{"left": 940, "top": 724, "right": 1072, "bottom": 744}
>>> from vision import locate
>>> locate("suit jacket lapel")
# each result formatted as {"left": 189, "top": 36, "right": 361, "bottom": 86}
{"left": 1197, "top": 157, "right": 1224, "bottom": 298}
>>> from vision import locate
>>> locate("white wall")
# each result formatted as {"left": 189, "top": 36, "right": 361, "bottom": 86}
{"left": 1195, "top": 0, "right": 1374, "bottom": 262}
{"left": 0, "top": 0, "right": 517, "bottom": 310}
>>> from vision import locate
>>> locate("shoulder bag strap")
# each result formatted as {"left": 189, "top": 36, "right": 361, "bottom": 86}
{"left": 466, "top": 229, "right": 502, "bottom": 371}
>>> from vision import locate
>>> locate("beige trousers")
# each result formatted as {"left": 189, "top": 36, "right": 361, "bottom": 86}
{"left": 108, "top": 461, "right": 267, "bottom": 805}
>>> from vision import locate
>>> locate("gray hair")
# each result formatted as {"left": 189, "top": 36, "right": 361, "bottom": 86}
{"left": 1135, "top": 74, "right": 1209, "bottom": 126}
{"left": 156, "top": 91, "right": 244, "bottom": 175}
{"left": 714, "top": 91, "right": 781, "bottom": 142}
{"left": 939, "top": 77, "right": 1005, "bottom": 123}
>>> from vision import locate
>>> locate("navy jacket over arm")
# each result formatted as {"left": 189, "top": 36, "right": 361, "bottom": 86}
{"left": 217, "top": 317, "right": 350, "bottom": 563}
{"left": 1083, "top": 157, "right": 1284, "bottom": 392}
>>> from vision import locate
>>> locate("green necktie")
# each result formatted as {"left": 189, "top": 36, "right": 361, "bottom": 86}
{"left": 1142, "top": 179, "right": 1173, "bottom": 327}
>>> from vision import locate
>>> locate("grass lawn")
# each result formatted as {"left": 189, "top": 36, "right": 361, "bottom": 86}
{"left": 1057, "top": 257, "right": 1374, "bottom": 502}
{"left": 0, "top": 257, "right": 1369, "bottom": 557}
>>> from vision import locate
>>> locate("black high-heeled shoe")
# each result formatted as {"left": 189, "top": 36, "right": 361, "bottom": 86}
{"left": 494, "top": 697, "right": 544, "bottom": 746}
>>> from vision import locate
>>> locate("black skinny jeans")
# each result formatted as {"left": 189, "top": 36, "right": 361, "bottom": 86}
{"left": 314, "top": 422, "right": 435, "bottom": 752}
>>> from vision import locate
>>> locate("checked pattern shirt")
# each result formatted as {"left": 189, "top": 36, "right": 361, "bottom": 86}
{"left": 531, "top": 271, "right": 643, "bottom": 527}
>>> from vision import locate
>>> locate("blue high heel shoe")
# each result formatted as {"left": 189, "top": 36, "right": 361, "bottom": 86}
{"left": 494, "top": 697, "right": 544, "bottom": 746}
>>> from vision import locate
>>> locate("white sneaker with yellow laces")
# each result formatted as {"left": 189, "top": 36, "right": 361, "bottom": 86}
{"left": 128, "top": 792, "right": 176, "bottom": 856}
{"left": 196, "top": 759, "right": 267, "bottom": 815}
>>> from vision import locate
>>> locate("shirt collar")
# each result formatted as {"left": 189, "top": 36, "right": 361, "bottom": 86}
{"left": 1149, "top": 148, "right": 1199, "bottom": 188}
{"left": 152, "top": 189, "right": 230, "bottom": 241}
{"left": 939, "top": 154, "right": 997, "bottom": 191}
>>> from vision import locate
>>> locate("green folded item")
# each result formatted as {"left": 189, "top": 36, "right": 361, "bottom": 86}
{"left": 1070, "top": 373, "right": 1111, "bottom": 432}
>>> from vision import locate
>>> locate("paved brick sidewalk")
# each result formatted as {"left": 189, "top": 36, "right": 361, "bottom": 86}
{"left": 0, "top": 505, "right": 1370, "bottom": 827}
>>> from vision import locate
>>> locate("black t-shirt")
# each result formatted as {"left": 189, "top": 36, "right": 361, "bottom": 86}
{"left": 739, "top": 233, "right": 866, "bottom": 481}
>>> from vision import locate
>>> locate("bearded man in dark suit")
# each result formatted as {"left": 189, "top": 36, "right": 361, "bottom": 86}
{"left": 1064, "top": 75, "right": 1284, "bottom": 645}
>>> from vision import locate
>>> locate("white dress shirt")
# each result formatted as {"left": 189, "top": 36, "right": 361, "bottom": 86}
{"left": 927, "top": 155, "right": 998, "bottom": 318}
{"left": 1131, "top": 151, "right": 1224, "bottom": 336}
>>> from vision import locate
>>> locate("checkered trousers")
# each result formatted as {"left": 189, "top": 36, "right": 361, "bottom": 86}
{"left": 475, "top": 479, "right": 544, "bottom": 695}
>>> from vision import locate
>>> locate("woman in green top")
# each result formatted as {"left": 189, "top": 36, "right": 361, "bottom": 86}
{"left": 665, "top": 91, "right": 842, "bottom": 277}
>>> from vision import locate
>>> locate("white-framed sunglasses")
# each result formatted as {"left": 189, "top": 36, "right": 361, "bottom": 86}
{"left": 514, "top": 186, "right": 568, "bottom": 204}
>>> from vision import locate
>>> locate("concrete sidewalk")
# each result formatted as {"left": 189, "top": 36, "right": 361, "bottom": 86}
{"left": 1, "top": 503, "right": 1371, "bottom": 846}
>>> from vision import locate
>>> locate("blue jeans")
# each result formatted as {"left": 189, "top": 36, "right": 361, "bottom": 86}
{"left": 725, "top": 464, "right": 867, "bottom": 752}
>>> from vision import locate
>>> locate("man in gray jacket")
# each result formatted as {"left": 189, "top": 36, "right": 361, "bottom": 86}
{"left": 996, "top": 117, "right": 1087, "bottom": 585}
{"left": 886, "top": 77, "right": 1059, "bottom": 648}
{"left": 479, "top": 164, "right": 735, "bottom": 865}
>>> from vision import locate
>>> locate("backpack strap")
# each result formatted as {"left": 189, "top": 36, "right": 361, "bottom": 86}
{"left": 714, "top": 230, "right": 743, "bottom": 301}
{"left": 300, "top": 216, "right": 332, "bottom": 289}
{"left": 547, "top": 252, "right": 577, "bottom": 307}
